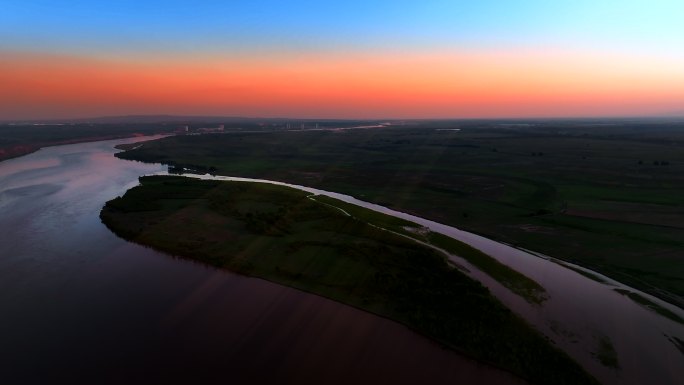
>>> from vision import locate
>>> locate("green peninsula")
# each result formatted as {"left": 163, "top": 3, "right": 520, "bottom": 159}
{"left": 101, "top": 175, "right": 596, "bottom": 385}
{"left": 115, "top": 124, "right": 684, "bottom": 308}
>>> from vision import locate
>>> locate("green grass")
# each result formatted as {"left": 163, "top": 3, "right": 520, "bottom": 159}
{"left": 309, "top": 195, "right": 425, "bottom": 237}
{"left": 115, "top": 123, "right": 684, "bottom": 308}
{"left": 311, "top": 196, "right": 547, "bottom": 304}
{"left": 427, "top": 232, "right": 548, "bottom": 304}
{"left": 101, "top": 175, "right": 597, "bottom": 385}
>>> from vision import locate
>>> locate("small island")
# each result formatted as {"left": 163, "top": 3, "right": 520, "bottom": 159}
{"left": 101, "top": 175, "right": 597, "bottom": 385}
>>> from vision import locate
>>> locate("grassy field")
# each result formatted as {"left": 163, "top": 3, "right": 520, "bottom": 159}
{"left": 101, "top": 176, "right": 597, "bottom": 385}
{"left": 310, "top": 195, "right": 548, "bottom": 304}
{"left": 116, "top": 120, "right": 684, "bottom": 308}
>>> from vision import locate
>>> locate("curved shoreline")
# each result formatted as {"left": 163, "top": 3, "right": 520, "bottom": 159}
{"left": 142, "top": 171, "right": 684, "bottom": 385}
{"left": 0, "top": 133, "right": 173, "bottom": 163}
{"left": 173, "top": 171, "right": 684, "bottom": 319}
{"left": 6, "top": 136, "right": 677, "bottom": 385}
{"left": 1, "top": 137, "right": 535, "bottom": 385}
{"left": 101, "top": 175, "right": 597, "bottom": 385}
{"left": 114, "top": 131, "right": 684, "bottom": 312}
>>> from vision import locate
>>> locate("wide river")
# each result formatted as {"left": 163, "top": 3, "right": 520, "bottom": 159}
{"left": 3, "top": 136, "right": 684, "bottom": 385}
{"left": 0, "top": 137, "right": 524, "bottom": 385}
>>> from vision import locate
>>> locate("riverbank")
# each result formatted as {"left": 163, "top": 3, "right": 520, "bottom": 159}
{"left": 113, "top": 126, "right": 684, "bottom": 309}
{"left": 310, "top": 195, "right": 548, "bottom": 305}
{"left": 0, "top": 134, "right": 167, "bottom": 163}
{"left": 101, "top": 175, "right": 597, "bottom": 385}
{"left": 0, "top": 121, "right": 175, "bottom": 163}
{"left": 1, "top": 137, "right": 538, "bottom": 385}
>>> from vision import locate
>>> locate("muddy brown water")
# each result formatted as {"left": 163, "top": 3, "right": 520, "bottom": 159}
{"left": 0, "top": 137, "right": 523, "bottom": 385}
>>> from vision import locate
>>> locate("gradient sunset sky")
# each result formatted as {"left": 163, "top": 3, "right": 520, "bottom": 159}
{"left": 2, "top": 1, "right": 683, "bottom": 120}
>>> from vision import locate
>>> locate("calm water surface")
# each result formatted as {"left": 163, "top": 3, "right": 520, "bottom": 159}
{"left": 185, "top": 174, "right": 684, "bottom": 385}
{"left": 0, "top": 138, "right": 522, "bottom": 385}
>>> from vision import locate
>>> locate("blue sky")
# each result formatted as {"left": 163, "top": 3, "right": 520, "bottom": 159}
{"left": 2, "top": 1, "right": 683, "bottom": 119}
{"left": 2, "top": 1, "right": 683, "bottom": 56}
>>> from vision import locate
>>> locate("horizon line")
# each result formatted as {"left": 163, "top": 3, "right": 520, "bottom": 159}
{"left": 3, "top": 113, "right": 684, "bottom": 124}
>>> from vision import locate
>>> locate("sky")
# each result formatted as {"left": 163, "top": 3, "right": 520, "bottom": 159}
{"left": 1, "top": 0, "right": 683, "bottom": 120}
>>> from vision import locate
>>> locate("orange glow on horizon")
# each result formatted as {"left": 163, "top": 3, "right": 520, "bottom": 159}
{"left": 2, "top": 50, "right": 683, "bottom": 119}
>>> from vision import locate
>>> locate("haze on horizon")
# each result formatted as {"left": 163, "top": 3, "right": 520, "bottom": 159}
{"left": 2, "top": 1, "right": 684, "bottom": 120}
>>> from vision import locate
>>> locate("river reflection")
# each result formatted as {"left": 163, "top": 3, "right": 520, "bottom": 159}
{"left": 0, "top": 138, "right": 522, "bottom": 385}
{"left": 182, "top": 173, "right": 684, "bottom": 385}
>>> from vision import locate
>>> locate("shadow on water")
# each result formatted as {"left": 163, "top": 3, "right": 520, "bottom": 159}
{"left": 0, "top": 137, "right": 522, "bottom": 384}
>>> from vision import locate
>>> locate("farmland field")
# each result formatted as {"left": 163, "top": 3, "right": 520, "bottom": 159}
{"left": 116, "top": 120, "right": 684, "bottom": 308}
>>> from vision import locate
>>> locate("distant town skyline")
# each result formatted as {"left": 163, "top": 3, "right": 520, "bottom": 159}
{"left": 2, "top": 1, "right": 683, "bottom": 120}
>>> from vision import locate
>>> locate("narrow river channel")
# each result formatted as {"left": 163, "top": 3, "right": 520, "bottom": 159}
{"left": 177, "top": 170, "right": 684, "bottom": 385}
{"left": 0, "top": 137, "right": 525, "bottom": 385}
